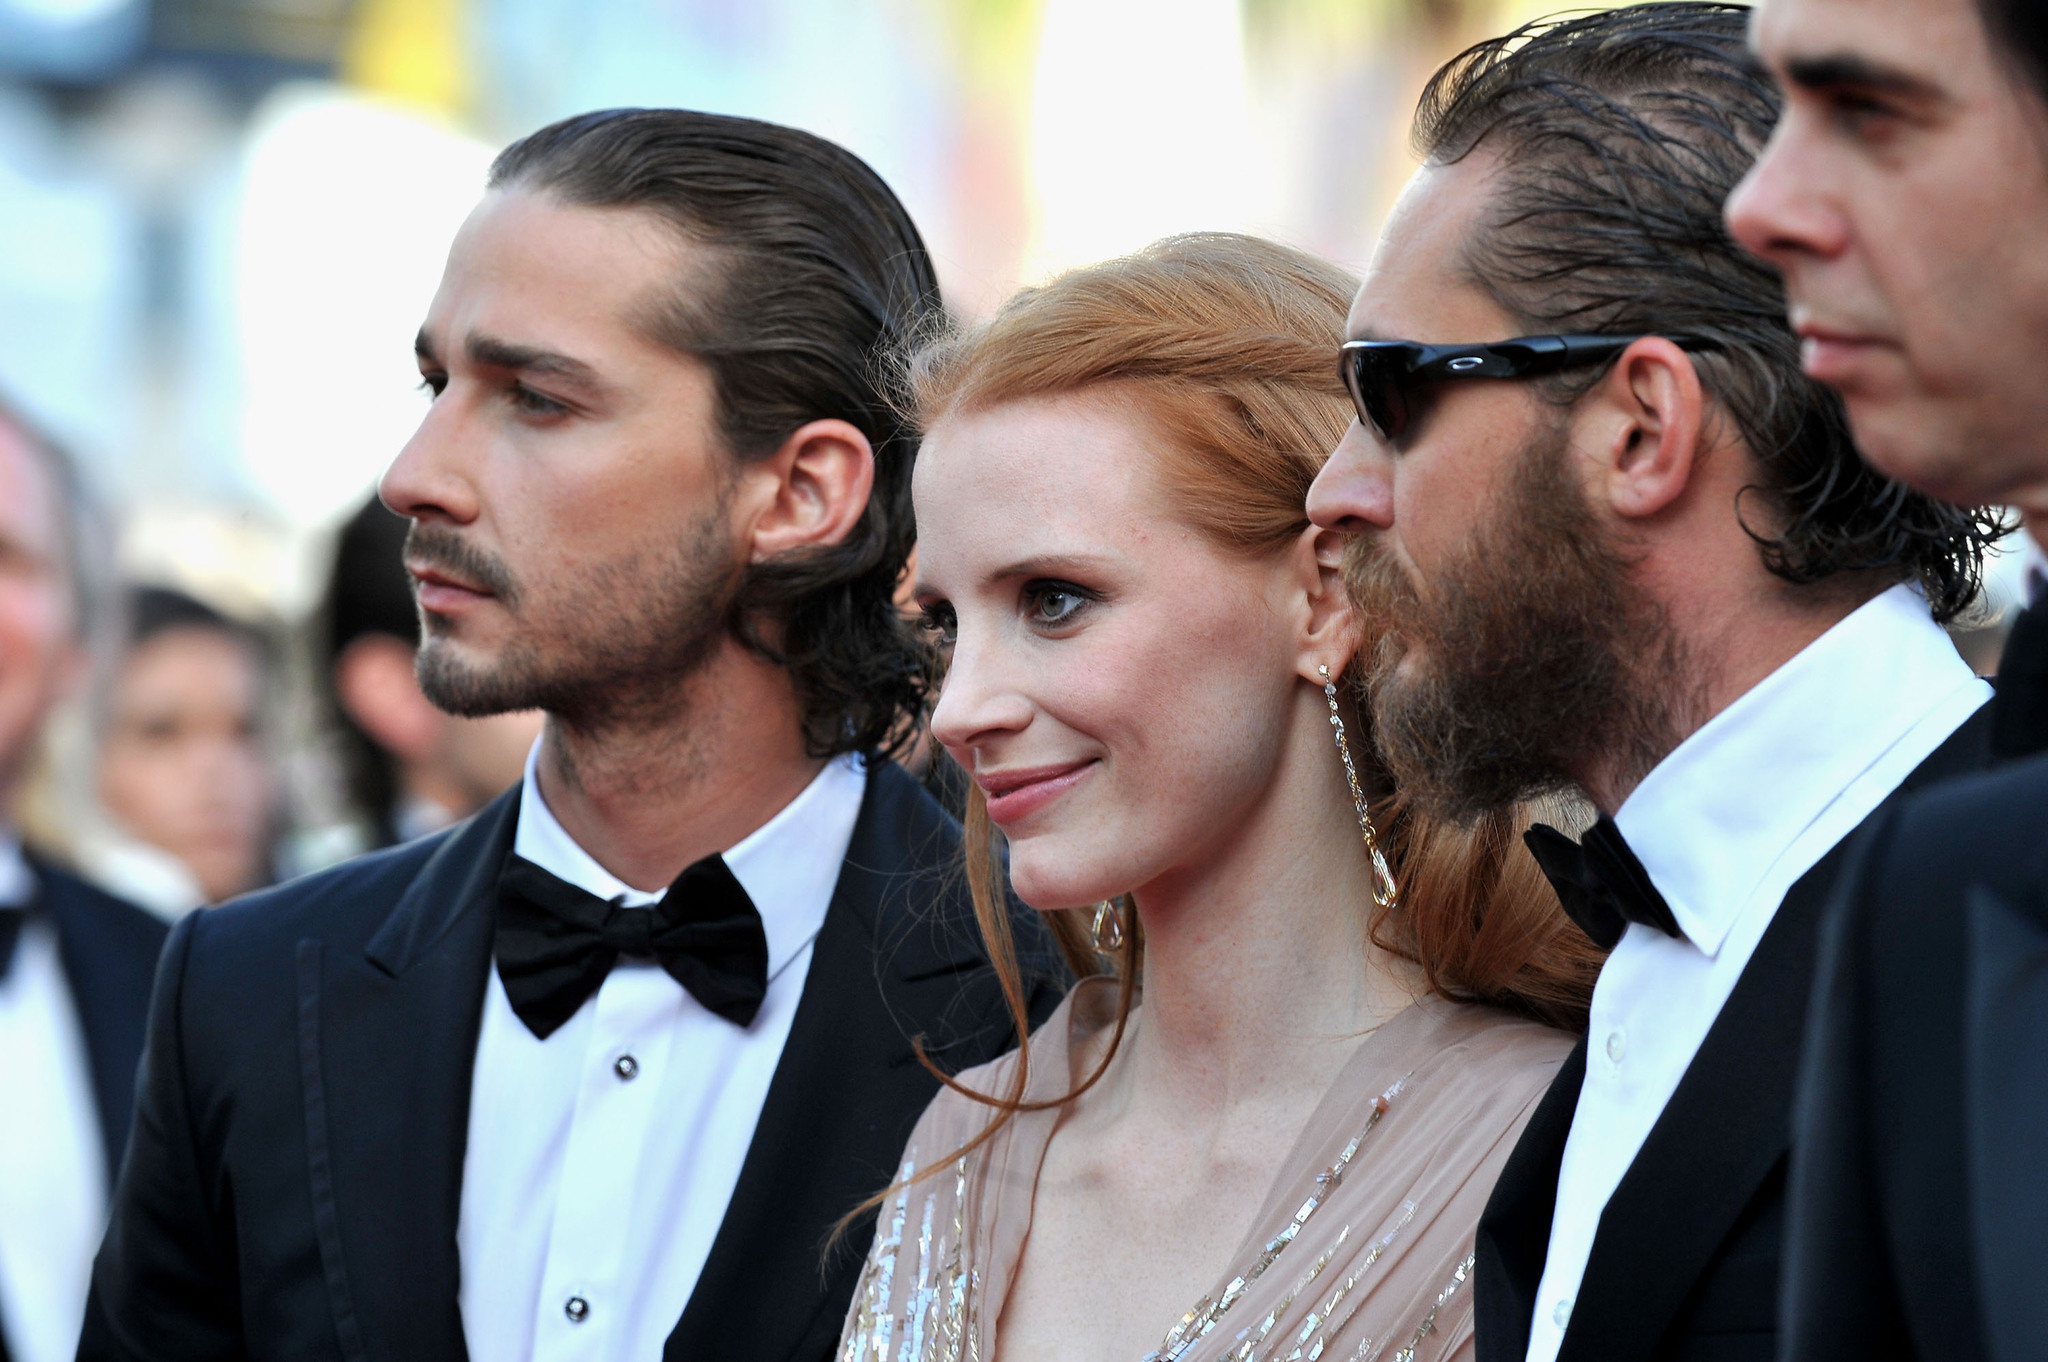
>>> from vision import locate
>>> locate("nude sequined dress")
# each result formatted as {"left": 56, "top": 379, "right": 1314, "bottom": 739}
{"left": 838, "top": 976, "right": 1571, "bottom": 1362}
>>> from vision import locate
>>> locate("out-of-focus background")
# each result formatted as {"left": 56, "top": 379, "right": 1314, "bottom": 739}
{"left": 2, "top": 0, "right": 2029, "bottom": 895}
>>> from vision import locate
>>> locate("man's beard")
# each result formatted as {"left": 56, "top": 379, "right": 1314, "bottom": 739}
{"left": 410, "top": 490, "right": 741, "bottom": 732}
{"left": 1348, "top": 419, "right": 1690, "bottom": 822}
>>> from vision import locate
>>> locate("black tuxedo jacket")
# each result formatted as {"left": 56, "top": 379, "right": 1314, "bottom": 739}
{"left": 27, "top": 856, "right": 168, "bottom": 1185}
{"left": 1473, "top": 704, "right": 1995, "bottom": 1362}
{"left": 1780, "top": 606, "right": 2048, "bottom": 1362}
{"left": 81, "top": 762, "right": 1059, "bottom": 1362}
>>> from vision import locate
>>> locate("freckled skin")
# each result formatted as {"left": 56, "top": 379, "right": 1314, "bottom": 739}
{"left": 913, "top": 388, "right": 1416, "bottom": 1362}
{"left": 917, "top": 391, "right": 1306, "bottom": 913}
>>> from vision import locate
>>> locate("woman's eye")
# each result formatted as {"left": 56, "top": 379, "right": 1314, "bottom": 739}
{"left": 417, "top": 372, "right": 447, "bottom": 399}
{"left": 919, "top": 603, "right": 957, "bottom": 645}
{"left": 1023, "top": 581, "right": 1091, "bottom": 628}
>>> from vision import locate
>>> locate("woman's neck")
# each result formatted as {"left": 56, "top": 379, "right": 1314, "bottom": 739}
{"left": 1108, "top": 698, "right": 1426, "bottom": 1119}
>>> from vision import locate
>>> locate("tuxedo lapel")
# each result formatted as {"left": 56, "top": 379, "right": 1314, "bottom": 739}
{"left": 668, "top": 763, "right": 1012, "bottom": 1362}
{"left": 295, "top": 789, "right": 515, "bottom": 1362}
{"left": 1964, "top": 880, "right": 2048, "bottom": 1359}
{"left": 1992, "top": 602, "right": 2048, "bottom": 761}
{"left": 35, "top": 860, "right": 167, "bottom": 1181}
{"left": 1556, "top": 837, "right": 1845, "bottom": 1360}
{"left": 1475, "top": 1040, "right": 1587, "bottom": 1362}
{"left": 1558, "top": 706, "right": 1993, "bottom": 1360}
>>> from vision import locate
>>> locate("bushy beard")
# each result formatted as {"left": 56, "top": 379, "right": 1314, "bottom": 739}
{"left": 1347, "top": 419, "right": 1688, "bottom": 822}
{"left": 410, "top": 487, "right": 741, "bottom": 731}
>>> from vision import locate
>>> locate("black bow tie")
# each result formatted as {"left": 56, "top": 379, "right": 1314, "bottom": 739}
{"left": 1523, "top": 816, "right": 1683, "bottom": 951}
{"left": 0, "top": 906, "right": 22, "bottom": 979}
{"left": 494, "top": 853, "right": 769, "bottom": 1040}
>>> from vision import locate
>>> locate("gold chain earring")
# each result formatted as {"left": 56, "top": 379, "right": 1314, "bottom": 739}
{"left": 1091, "top": 899, "right": 1125, "bottom": 953}
{"left": 1321, "top": 664, "right": 1398, "bottom": 909}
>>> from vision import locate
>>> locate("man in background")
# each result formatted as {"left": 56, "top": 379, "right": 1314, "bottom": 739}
{"left": 81, "top": 585, "right": 276, "bottom": 915}
{"left": 1727, "top": 0, "right": 2048, "bottom": 1354}
{"left": 0, "top": 399, "right": 165, "bottom": 1362}
{"left": 325, "top": 494, "right": 538, "bottom": 847}
{"left": 1306, "top": 6, "right": 1999, "bottom": 1359}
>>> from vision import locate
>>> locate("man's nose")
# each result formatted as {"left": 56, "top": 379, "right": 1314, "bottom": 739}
{"left": 1725, "top": 118, "right": 1850, "bottom": 267}
{"left": 1307, "top": 423, "right": 1396, "bottom": 534}
{"left": 381, "top": 388, "right": 481, "bottom": 526}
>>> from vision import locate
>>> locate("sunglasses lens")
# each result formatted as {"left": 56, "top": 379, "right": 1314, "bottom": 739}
{"left": 1344, "top": 349, "right": 1408, "bottom": 443}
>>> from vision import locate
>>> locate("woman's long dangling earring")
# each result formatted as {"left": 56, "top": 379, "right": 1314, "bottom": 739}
{"left": 1321, "top": 664, "right": 1399, "bottom": 909}
{"left": 1091, "top": 899, "right": 1125, "bottom": 954}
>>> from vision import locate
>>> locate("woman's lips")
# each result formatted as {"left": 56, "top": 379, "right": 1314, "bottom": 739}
{"left": 978, "top": 761, "right": 1096, "bottom": 825}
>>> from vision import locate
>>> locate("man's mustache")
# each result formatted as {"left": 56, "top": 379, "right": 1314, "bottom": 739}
{"left": 403, "top": 522, "right": 521, "bottom": 608}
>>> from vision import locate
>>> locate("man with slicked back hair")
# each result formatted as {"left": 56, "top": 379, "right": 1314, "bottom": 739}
{"left": 1731, "top": 0, "right": 2048, "bottom": 1355}
{"left": 84, "top": 110, "right": 1058, "bottom": 1362}
{"left": 1306, "top": 7, "right": 2003, "bottom": 1362}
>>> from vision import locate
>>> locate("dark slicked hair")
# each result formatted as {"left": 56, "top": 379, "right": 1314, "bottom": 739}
{"left": 1414, "top": 2, "right": 2004, "bottom": 623}
{"left": 1982, "top": 0, "right": 2048, "bottom": 100}
{"left": 488, "top": 109, "right": 944, "bottom": 757}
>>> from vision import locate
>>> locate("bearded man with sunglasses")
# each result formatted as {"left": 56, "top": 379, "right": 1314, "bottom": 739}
{"left": 1307, "top": 7, "right": 2001, "bottom": 1361}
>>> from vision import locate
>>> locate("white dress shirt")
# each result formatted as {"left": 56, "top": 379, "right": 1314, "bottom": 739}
{"left": 1524, "top": 584, "right": 1991, "bottom": 1362}
{"left": 457, "top": 748, "right": 867, "bottom": 1362}
{"left": 0, "top": 835, "right": 107, "bottom": 1362}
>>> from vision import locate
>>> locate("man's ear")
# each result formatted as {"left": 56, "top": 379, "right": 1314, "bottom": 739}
{"left": 1293, "top": 523, "right": 1363, "bottom": 684}
{"left": 742, "top": 418, "right": 876, "bottom": 562}
{"left": 1579, "top": 337, "right": 1710, "bottom": 522}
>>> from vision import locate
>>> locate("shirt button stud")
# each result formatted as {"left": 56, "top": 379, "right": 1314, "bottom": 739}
{"left": 613, "top": 1054, "right": 638, "bottom": 1081}
{"left": 1552, "top": 1298, "right": 1572, "bottom": 1328}
{"left": 565, "top": 1295, "right": 589, "bottom": 1323}
{"left": 1605, "top": 1030, "right": 1626, "bottom": 1063}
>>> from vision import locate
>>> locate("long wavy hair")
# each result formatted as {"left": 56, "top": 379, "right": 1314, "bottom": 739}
{"left": 883, "top": 233, "right": 1603, "bottom": 1193}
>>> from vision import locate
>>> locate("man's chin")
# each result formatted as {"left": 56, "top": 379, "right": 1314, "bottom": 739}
{"left": 416, "top": 640, "right": 542, "bottom": 720}
{"left": 1851, "top": 398, "right": 2024, "bottom": 506}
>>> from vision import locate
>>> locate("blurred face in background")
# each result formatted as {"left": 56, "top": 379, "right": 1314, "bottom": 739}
{"left": 1728, "top": 0, "right": 2048, "bottom": 508}
{"left": 385, "top": 188, "right": 744, "bottom": 728}
{"left": 0, "top": 425, "right": 81, "bottom": 809}
{"left": 916, "top": 390, "right": 1340, "bottom": 911}
{"left": 97, "top": 626, "right": 272, "bottom": 903}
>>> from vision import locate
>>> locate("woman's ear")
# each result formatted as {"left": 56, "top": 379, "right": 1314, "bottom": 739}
{"left": 1295, "top": 523, "right": 1362, "bottom": 682}
{"left": 742, "top": 418, "right": 876, "bottom": 562}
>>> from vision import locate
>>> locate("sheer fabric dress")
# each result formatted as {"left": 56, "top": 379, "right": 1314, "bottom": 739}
{"left": 838, "top": 976, "right": 1571, "bottom": 1362}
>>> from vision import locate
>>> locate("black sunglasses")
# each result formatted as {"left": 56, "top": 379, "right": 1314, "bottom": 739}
{"left": 1339, "top": 333, "right": 1720, "bottom": 444}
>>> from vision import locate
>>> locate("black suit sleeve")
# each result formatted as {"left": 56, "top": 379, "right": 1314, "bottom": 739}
{"left": 1781, "top": 810, "right": 1915, "bottom": 1362}
{"left": 80, "top": 912, "right": 246, "bottom": 1362}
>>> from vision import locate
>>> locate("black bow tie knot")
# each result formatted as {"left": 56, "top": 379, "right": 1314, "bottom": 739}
{"left": 495, "top": 853, "right": 770, "bottom": 1039}
{"left": 1523, "top": 816, "right": 1683, "bottom": 951}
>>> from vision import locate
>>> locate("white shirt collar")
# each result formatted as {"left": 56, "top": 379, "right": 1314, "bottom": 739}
{"left": 512, "top": 742, "right": 868, "bottom": 983}
{"left": 0, "top": 832, "right": 31, "bottom": 910}
{"left": 1614, "top": 583, "right": 1986, "bottom": 956}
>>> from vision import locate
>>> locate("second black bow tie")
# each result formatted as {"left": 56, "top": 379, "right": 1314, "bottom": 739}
{"left": 1524, "top": 816, "right": 1683, "bottom": 951}
{"left": 495, "top": 853, "right": 770, "bottom": 1039}
{"left": 0, "top": 905, "right": 23, "bottom": 980}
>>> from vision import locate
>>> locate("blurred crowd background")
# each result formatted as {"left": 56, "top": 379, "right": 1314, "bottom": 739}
{"left": 3, "top": 0, "right": 2031, "bottom": 913}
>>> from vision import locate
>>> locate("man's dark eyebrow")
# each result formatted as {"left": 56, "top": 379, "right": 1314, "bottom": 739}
{"left": 414, "top": 328, "right": 437, "bottom": 363}
{"left": 464, "top": 333, "right": 604, "bottom": 387}
{"left": 1783, "top": 52, "right": 1943, "bottom": 100}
